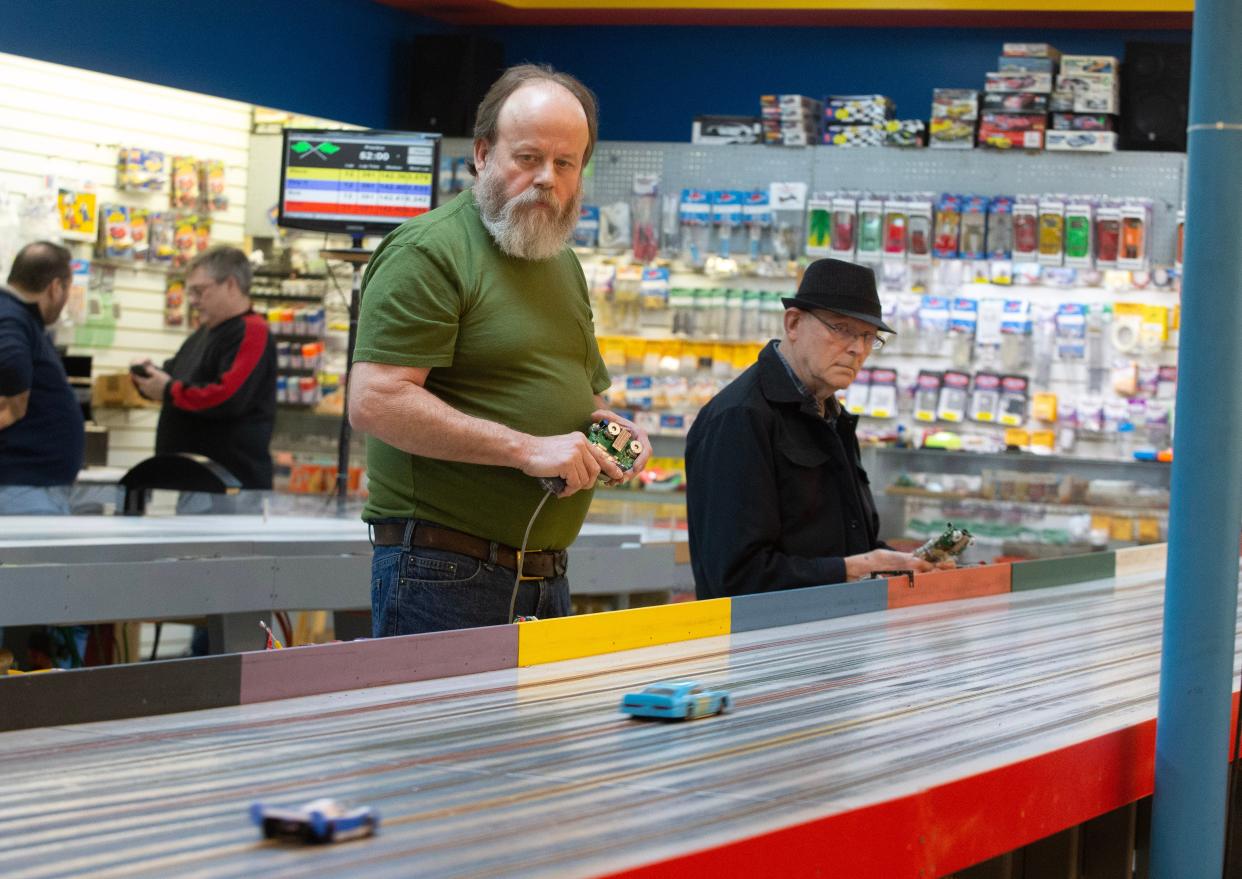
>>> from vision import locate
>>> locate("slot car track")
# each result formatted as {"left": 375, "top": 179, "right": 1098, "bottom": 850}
{"left": 3, "top": 568, "right": 1239, "bottom": 878}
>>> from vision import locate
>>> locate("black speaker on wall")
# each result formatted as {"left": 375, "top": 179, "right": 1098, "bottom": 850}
{"left": 1120, "top": 41, "right": 1191, "bottom": 152}
{"left": 393, "top": 35, "right": 505, "bottom": 137}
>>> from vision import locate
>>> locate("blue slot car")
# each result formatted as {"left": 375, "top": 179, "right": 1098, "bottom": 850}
{"left": 251, "top": 798, "right": 379, "bottom": 844}
{"left": 620, "top": 681, "right": 732, "bottom": 721}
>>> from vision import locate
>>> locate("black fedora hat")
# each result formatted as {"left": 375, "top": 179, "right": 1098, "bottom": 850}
{"left": 781, "top": 258, "right": 895, "bottom": 334}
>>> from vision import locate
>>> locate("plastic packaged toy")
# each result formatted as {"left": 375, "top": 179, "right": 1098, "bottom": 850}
{"left": 915, "top": 523, "right": 974, "bottom": 563}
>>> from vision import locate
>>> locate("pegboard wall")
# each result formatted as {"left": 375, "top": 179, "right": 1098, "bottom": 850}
{"left": 443, "top": 138, "right": 1187, "bottom": 265}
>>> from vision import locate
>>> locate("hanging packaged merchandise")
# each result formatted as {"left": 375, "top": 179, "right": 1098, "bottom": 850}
{"left": 1156, "top": 365, "right": 1177, "bottom": 399}
{"left": 1012, "top": 197, "right": 1039, "bottom": 261}
{"left": 937, "top": 370, "right": 971, "bottom": 422}
{"left": 913, "top": 370, "right": 943, "bottom": 422}
{"left": 711, "top": 190, "right": 743, "bottom": 259}
{"left": 882, "top": 200, "right": 908, "bottom": 258}
{"left": 866, "top": 368, "right": 898, "bottom": 418}
{"left": 998, "top": 374, "right": 1030, "bottom": 426}
{"left": 986, "top": 195, "right": 1014, "bottom": 260}
{"left": 907, "top": 197, "right": 933, "bottom": 265}
{"left": 1117, "top": 200, "right": 1150, "bottom": 270}
{"left": 1032, "top": 391, "right": 1058, "bottom": 422}
{"left": 830, "top": 194, "right": 857, "bottom": 259}
{"left": 856, "top": 196, "right": 884, "bottom": 261}
{"left": 640, "top": 267, "right": 670, "bottom": 312}
{"left": 918, "top": 294, "right": 951, "bottom": 356}
{"left": 171, "top": 156, "right": 199, "bottom": 209}
{"left": 1094, "top": 203, "right": 1120, "bottom": 267}
{"left": 130, "top": 209, "right": 150, "bottom": 261}
{"left": 1037, "top": 197, "right": 1065, "bottom": 266}
{"left": 599, "top": 201, "right": 632, "bottom": 250}
{"left": 805, "top": 197, "right": 833, "bottom": 257}
{"left": 163, "top": 275, "right": 185, "bottom": 328}
{"left": 844, "top": 367, "right": 871, "bottom": 415}
{"left": 195, "top": 215, "right": 212, "bottom": 254}
{"left": 895, "top": 294, "right": 921, "bottom": 355}
{"left": 743, "top": 190, "right": 771, "bottom": 259}
{"left": 959, "top": 195, "right": 989, "bottom": 260}
{"left": 680, "top": 189, "right": 712, "bottom": 264}
{"left": 933, "top": 193, "right": 962, "bottom": 258}
{"left": 573, "top": 206, "right": 600, "bottom": 247}
{"left": 200, "top": 159, "right": 228, "bottom": 212}
{"left": 1000, "top": 299, "right": 1032, "bottom": 372}
{"left": 1055, "top": 302, "right": 1088, "bottom": 361}
{"left": 632, "top": 174, "right": 660, "bottom": 263}
{"left": 100, "top": 204, "right": 132, "bottom": 259}
{"left": 148, "top": 212, "right": 175, "bottom": 263}
{"left": 1064, "top": 201, "right": 1094, "bottom": 268}
{"left": 1085, "top": 304, "right": 1110, "bottom": 394}
{"left": 969, "top": 372, "right": 1002, "bottom": 422}
{"left": 949, "top": 297, "right": 978, "bottom": 368}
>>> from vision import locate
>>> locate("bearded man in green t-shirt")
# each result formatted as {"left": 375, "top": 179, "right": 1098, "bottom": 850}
{"left": 350, "top": 64, "right": 650, "bottom": 637}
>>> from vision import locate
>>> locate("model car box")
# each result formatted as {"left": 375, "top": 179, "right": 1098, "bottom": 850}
{"left": 979, "top": 125, "right": 1045, "bottom": 150}
{"left": 1045, "top": 130, "right": 1118, "bottom": 152}
{"left": 985, "top": 72, "right": 1054, "bottom": 94}
{"left": 930, "top": 89, "right": 978, "bottom": 149}
{"left": 823, "top": 123, "right": 885, "bottom": 147}
{"left": 1061, "top": 55, "right": 1119, "bottom": 76}
{"left": 1002, "top": 42, "right": 1061, "bottom": 60}
{"left": 883, "top": 119, "right": 926, "bottom": 147}
{"left": 1050, "top": 113, "right": 1115, "bottom": 131}
{"left": 823, "top": 94, "right": 894, "bottom": 125}
{"left": 692, "top": 115, "right": 762, "bottom": 144}
{"left": 980, "top": 112, "right": 1047, "bottom": 132}
{"left": 982, "top": 92, "right": 1050, "bottom": 113}
{"left": 1057, "top": 73, "right": 1120, "bottom": 114}
{"left": 997, "top": 55, "right": 1057, "bottom": 73}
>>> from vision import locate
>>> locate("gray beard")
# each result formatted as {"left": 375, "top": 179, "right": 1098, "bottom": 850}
{"left": 475, "top": 165, "right": 582, "bottom": 261}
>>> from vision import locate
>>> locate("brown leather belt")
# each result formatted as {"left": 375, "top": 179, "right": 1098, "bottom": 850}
{"left": 369, "top": 520, "right": 567, "bottom": 580}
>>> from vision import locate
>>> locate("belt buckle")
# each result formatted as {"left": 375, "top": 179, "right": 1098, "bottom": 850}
{"left": 516, "top": 549, "right": 543, "bottom": 581}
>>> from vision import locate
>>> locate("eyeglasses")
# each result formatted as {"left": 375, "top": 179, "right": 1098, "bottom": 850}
{"left": 186, "top": 279, "right": 220, "bottom": 298}
{"left": 806, "top": 311, "right": 887, "bottom": 351}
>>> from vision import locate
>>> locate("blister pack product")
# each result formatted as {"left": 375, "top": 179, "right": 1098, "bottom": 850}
{"left": 743, "top": 190, "right": 771, "bottom": 259}
{"left": 1063, "top": 201, "right": 1093, "bottom": 267}
{"left": 1055, "top": 302, "right": 1087, "bottom": 361}
{"left": 830, "top": 194, "right": 857, "bottom": 259}
{"left": 1037, "top": 198, "right": 1065, "bottom": 266}
{"left": 573, "top": 205, "right": 600, "bottom": 247}
{"left": 933, "top": 193, "right": 962, "bottom": 258}
{"left": 866, "top": 368, "right": 898, "bottom": 419}
{"left": 130, "top": 208, "right": 150, "bottom": 261}
{"left": 998, "top": 374, "right": 1030, "bottom": 426}
{"left": 907, "top": 198, "right": 933, "bottom": 264}
{"left": 101, "top": 204, "right": 132, "bottom": 258}
{"left": 913, "top": 370, "right": 943, "bottom": 422}
{"left": 1094, "top": 203, "right": 1120, "bottom": 267}
{"left": 173, "top": 213, "right": 198, "bottom": 267}
{"left": 882, "top": 200, "right": 908, "bottom": 258}
{"left": 959, "top": 196, "right": 989, "bottom": 259}
{"left": 986, "top": 195, "right": 1014, "bottom": 259}
{"left": 949, "top": 297, "right": 978, "bottom": 368}
{"left": 805, "top": 197, "right": 833, "bottom": 257}
{"left": 969, "top": 372, "right": 1002, "bottom": 423}
{"left": 201, "top": 159, "right": 228, "bottom": 211}
{"left": 171, "top": 156, "right": 199, "bottom": 209}
{"left": 149, "top": 212, "right": 175, "bottom": 263}
{"left": 845, "top": 368, "right": 871, "bottom": 415}
{"left": 711, "top": 190, "right": 743, "bottom": 258}
{"left": 856, "top": 196, "right": 884, "bottom": 261}
{"left": 632, "top": 174, "right": 660, "bottom": 263}
{"left": 918, "top": 295, "right": 951, "bottom": 356}
{"left": 1118, "top": 200, "right": 1150, "bottom": 270}
{"left": 1000, "top": 299, "right": 1032, "bottom": 371}
{"left": 679, "top": 189, "right": 711, "bottom": 264}
{"left": 937, "top": 370, "right": 971, "bottom": 423}
{"left": 1012, "top": 198, "right": 1039, "bottom": 260}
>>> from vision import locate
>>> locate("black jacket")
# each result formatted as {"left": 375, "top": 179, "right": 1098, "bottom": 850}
{"left": 686, "top": 340, "right": 887, "bottom": 599}
{"left": 156, "top": 311, "right": 276, "bottom": 489}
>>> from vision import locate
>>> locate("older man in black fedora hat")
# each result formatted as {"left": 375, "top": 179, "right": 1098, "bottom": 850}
{"left": 686, "top": 258, "right": 950, "bottom": 599}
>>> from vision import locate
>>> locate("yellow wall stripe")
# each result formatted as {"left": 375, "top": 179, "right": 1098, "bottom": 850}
{"left": 496, "top": 0, "right": 1191, "bottom": 12}
{"left": 517, "top": 598, "right": 732, "bottom": 666}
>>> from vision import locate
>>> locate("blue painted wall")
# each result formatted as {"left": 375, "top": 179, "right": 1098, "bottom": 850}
{"left": 0, "top": 5, "right": 1191, "bottom": 141}
{"left": 492, "top": 25, "right": 1192, "bottom": 141}
{"left": 0, "top": 0, "right": 442, "bottom": 128}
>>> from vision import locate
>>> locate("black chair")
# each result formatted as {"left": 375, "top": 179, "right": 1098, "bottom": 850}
{"left": 118, "top": 453, "right": 241, "bottom": 516}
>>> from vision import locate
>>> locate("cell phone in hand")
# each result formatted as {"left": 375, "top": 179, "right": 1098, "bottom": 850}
{"left": 129, "top": 363, "right": 151, "bottom": 378}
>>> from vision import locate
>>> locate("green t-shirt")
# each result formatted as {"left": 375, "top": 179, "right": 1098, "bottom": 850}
{"left": 354, "top": 190, "right": 611, "bottom": 549}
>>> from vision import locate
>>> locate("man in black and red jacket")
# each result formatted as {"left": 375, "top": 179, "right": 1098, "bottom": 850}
{"left": 133, "top": 246, "right": 276, "bottom": 495}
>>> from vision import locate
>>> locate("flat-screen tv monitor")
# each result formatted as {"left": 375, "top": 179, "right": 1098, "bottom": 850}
{"left": 277, "top": 129, "right": 441, "bottom": 239}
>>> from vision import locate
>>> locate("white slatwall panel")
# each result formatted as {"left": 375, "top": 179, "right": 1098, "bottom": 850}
{"left": 0, "top": 52, "right": 252, "bottom": 467}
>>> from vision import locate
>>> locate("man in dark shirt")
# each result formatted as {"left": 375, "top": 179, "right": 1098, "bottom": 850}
{"left": 0, "top": 241, "right": 84, "bottom": 515}
{"left": 132, "top": 245, "right": 275, "bottom": 511}
{"left": 687, "top": 259, "right": 950, "bottom": 599}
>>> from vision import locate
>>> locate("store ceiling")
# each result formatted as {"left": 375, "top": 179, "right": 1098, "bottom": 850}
{"left": 378, "top": 0, "right": 1192, "bottom": 28}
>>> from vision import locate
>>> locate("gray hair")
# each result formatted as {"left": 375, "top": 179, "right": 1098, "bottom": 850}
{"left": 468, "top": 63, "right": 598, "bottom": 176}
{"left": 185, "top": 245, "right": 251, "bottom": 295}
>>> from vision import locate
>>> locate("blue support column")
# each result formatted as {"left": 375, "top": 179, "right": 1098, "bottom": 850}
{"left": 1150, "top": 2, "right": 1242, "bottom": 876}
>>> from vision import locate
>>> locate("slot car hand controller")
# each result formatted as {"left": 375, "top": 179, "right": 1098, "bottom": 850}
{"left": 536, "top": 419, "right": 644, "bottom": 495}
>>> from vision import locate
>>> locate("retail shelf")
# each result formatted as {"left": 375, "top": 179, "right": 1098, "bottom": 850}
{"left": 92, "top": 257, "right": 176, "bottom": 274}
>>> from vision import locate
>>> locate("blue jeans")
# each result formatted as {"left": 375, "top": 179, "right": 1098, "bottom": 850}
{"left": 0, "top": 485, "right": 71, "bottom": 515}
{"left": 371, "top": 542, "right": 571, "bottom": 637}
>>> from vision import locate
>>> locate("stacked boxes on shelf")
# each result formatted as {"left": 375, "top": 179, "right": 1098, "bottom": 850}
{"left": 1048, "top": 55, "right": 1120, "bottom": 152}
{"left": 761, "top": 94, "right": 823, "bottom": 146}
{"left": 930, "top": 89, "right": 979, "bottom": 149}
{"left": 822, "top": 94, "right": 892, "bottom": 148}
{"left": 979, "top": 43, "right": 1058, "bottom": 150}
